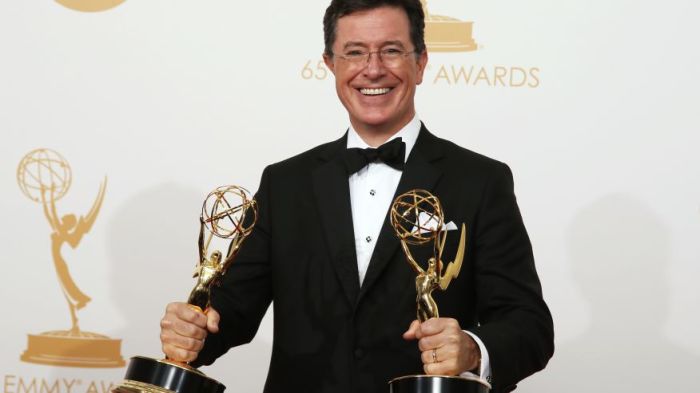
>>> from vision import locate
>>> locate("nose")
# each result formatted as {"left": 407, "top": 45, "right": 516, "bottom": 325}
{"left": 363, "top": 52, "right": 387, "bottom": 79}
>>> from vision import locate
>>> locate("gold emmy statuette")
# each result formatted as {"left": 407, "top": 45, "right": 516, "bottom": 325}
{"left": 421, "top": 0, "right": 477, "bottom": 52}
{"left": 113, "top": 185, "right": 257, "bottom": 393}
{"left": 16, "top": 148, "right": 124, "bottom": 368}
{"left": 388, "top": 189, "right": 490, "bottom": 393}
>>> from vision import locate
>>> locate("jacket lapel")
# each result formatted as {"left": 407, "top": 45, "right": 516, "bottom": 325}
{"left": 311, "top": 133, "right": 361, "bottom": 306}
{"left": 359, "top": 125, "right": 444, "bottom": 301}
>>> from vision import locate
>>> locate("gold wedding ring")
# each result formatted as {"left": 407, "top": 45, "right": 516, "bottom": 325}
{"left": 431, "top": 349, "right": 438, "bottom": 363}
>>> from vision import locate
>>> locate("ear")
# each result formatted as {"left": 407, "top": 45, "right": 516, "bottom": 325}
{"left": 323, "top": 53, "right": 336, "bottom": 75}
{"left": 415, "top": 50, "right": 428, "bottom": 85}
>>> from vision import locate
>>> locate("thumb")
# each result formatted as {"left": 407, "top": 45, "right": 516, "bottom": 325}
{"left": 205, "top": 307, "right": 220, "bottom": 334}
{"left": 402, "top": 320, "right": 421, "bottom": 340}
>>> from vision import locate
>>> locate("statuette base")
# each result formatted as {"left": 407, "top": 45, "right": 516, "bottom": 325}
{"left": 389, "top": 374, "right": 490, "bottom": 393}
{"left": 112, "top": 356, "right": 225, "bottom": 393}
{"left": 21, "top": 330, "right": 125, "bottom": 368}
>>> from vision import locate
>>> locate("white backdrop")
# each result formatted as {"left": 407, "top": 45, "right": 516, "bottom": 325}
{"left": 1, "top": 1, "right": 698, "bottom": 392}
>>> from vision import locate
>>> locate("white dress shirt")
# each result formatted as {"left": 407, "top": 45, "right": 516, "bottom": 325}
{"left": 346, "top": 115, "right": 492, "bottom": 382}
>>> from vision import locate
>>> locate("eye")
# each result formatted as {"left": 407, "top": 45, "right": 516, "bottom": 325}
{"left": 382, "top": 48, "right": 404, "bottom": 57}
{"left": 344, "top": 49, "right": 366, "bottom": 58}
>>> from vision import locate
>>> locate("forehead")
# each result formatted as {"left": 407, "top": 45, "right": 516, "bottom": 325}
{"left": 334, "top": 6, "right": 411, "bottom": 48}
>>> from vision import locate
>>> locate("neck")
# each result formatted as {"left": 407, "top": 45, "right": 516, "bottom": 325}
{"left": 355, "top": 130, "right": 395, "bottom": 147}
{"left": 351, "top": 114, "right": 415, "bottom": 148}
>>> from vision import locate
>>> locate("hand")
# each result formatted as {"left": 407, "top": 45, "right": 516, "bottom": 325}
{"left": 160, "top": 302, "right": 220, "bottom": 362}
{"left": 403, "top": 318, "right": 480, "bottom": 376}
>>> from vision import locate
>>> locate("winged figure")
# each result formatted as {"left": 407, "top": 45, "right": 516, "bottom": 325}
{"left": 403, "top": 222, "right": 467, "bottom": 321}
{"left": 41, "top": 177, "right": 106, "bottom": 333}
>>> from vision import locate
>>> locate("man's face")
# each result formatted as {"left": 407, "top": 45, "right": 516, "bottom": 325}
{"left": 324, "top": 6, "right": 428, "bottom": 137}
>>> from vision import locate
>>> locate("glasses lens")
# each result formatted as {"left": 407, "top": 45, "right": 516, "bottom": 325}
{"left": 339, "top": 50, "right": 413, "bottom": 68}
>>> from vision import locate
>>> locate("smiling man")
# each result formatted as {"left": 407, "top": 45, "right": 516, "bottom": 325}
{"left": 159, "top": 1, "right": 553, "bottom": 393}
{"left": 323, "top": 5, "right": 427, "bottom": 146}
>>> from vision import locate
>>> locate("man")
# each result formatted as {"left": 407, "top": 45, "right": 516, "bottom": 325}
{"left": 159, "top": 1, "right": 553, "bottom": 392}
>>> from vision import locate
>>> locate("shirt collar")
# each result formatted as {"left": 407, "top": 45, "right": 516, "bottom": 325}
{"left": 346, "top": 114, "right": 421, "bottom": 163}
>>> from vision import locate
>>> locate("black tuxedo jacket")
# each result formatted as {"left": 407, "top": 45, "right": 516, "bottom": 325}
{"left": 193, "top": 125, "right": 554, "bottom": 393}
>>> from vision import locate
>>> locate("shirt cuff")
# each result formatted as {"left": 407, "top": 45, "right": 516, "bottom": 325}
{"left": 460, "top": 330, "right": 492, "bottom": 383}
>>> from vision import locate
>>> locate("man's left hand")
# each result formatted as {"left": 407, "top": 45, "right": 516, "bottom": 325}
{"left": 403, "top": 318, "right": 481, "bottom": 376}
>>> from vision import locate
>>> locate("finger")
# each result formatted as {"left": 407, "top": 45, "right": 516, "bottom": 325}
{"left": 206, "top": 307, "right": 220, "bottom": 333}
{"left": 420, "top": 348, "right": 442, "bottom": 365}
{"left": 418, "top": 328, "right": 461, "bottom": 352}
{"left": 420, "top": 347, "right": 456, "bottom": 366}
{"left": 162, "top": 342, "right": 199, "bottom": 363}
{"left": 420, "top": 317, "right": 459, "bottom": 336}
{"left": 427, "top": 332, "right": 481, "bottom": 374}
{"left": 183, "top": 304, "right": 209, "bottom": 328}
{"left": 160, "top": 329, "right": 205, "bottom": 352}
{"left": 162, "top": 314, "right": 209, "bottom": 341}
{"left": 175, "top": 318, "right": 208, "bottom": 340}
{"left": 424, "top": 357, "right": 460, "bottom": 376}
{"left": 418, "top": 334, "right": 443, "bottom": 352}
{"left": 166, "top": 302, "right": 208, "bottom": 328}
{"left": 402, "top": 320, "right": 421, "bottom": 340}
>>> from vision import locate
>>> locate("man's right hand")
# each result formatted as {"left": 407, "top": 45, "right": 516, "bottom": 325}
{"left": 160, "top": 302, "right": 220, "bottom": 362}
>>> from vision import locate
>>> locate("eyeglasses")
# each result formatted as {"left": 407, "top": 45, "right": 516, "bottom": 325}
{"left": 334, "top": 48, "right": 416, "bottom": 68}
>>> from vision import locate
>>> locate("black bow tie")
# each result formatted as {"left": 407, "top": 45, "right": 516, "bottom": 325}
{"left": 343, "top": 137, "right": 406, "bottom": 174}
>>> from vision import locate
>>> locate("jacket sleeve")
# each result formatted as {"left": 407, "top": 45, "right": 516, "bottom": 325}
{"left": 468, "top": 162, "right": 554, "bottom": 392}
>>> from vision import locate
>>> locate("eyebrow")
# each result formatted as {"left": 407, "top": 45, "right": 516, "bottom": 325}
{"left": 342, "top": 40, "right": 407, "bottom": 50}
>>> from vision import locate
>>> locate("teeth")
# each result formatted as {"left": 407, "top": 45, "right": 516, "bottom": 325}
{"left": 360, "top": 88, "right": 391, "bottom": 96}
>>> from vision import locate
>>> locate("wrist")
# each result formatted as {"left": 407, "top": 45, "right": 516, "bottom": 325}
{"left": 468, "top": 339, "right": 482, "bottom": 373}
{"left": 469, "top": 354, "right": 481, "bottom": 373}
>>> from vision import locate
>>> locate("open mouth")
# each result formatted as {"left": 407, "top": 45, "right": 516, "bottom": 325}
{"left": 359, "top": 87, "right": 392, "bottom": 96}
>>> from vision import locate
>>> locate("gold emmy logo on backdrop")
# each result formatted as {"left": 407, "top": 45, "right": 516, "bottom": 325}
{"left": 17, "top": 148, "right": 125, "bottom": 368}
{"left": 421, "top": 0, "right": 477, "bottom": 52}
{"left": 55, "top": 0, "right": 126, "bottom": 12}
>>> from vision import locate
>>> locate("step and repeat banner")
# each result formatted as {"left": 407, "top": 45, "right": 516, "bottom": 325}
{"left": 1, "top": 1, "right": 698, "bottom": 392}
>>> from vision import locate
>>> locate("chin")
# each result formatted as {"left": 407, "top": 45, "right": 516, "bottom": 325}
{"left": 353, "top": 111, "right": 395, "bottom": 126}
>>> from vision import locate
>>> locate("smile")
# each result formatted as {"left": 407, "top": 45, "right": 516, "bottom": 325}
{"left": 359, "top": 87, "right": 392, "bottom": 96}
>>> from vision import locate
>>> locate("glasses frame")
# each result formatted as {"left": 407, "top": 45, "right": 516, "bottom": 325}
{"left": 333, "top": 48, "right": 417, "bottom": 68}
